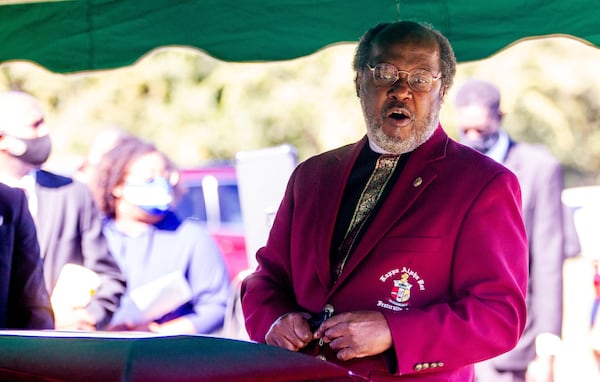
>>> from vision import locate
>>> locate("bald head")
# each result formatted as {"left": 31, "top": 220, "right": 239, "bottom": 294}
{"left": 455, "top": 79, "right": 501, "bottom": 117}
{"left": 0, "top": 91, "right": 52, "bottom": 169}
{"left": 0, "top": 91, "right": 48, "bottom": 138}
{"left": 454, "top": 79, "right": 503, "bottom": 153}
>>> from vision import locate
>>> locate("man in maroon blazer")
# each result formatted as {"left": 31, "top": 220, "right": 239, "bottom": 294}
{"left": 241, "top": 21, "right": 528, "bottom": 381}
{"left": 0, "top": 182, "right": 54, "bottom": 329}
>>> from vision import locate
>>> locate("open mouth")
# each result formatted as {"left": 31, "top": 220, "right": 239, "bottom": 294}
{"left": 389, "top": 111, "right": 410, "bottom": 121}
{"left": 386, "top": 107, "right": 412, "bottom": 125}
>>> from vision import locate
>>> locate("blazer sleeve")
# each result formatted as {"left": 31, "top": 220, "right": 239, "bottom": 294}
{"left": 184, "top": 222, "right": 230, "bottom": 334}
{"left": 527, "top": 159, "right": 564, "bottom": 336}
{"left": 385, "top": 170, "right": 529, "bottom": 374}
{"left": 9, "top": 189, "right": 54, "bottom": 329}
{"left": 241, "top": 168, "right": 302, "bottom": 341}
{"left": 78, "top": 185, "right": 126, "bottom": 328}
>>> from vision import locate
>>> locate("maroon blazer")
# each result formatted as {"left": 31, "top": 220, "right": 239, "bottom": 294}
{"left": 241, "top": 126, "right": 528, "bottom": 381}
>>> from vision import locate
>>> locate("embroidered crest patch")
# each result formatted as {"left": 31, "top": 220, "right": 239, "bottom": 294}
{"left": 377, "top": 267, "right": 426, "bottom": 311}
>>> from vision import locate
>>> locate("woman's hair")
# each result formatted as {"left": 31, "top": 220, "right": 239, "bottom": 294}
{"left": 91, "top": 135, "right": 183, "bottom": 218}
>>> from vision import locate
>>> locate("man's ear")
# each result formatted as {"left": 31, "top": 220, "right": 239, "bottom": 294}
{"left": 440, "top": 85, "right": 447, "bottom": 100}
{"left": 355, "top": 73, "right": 362, "bottom": 97}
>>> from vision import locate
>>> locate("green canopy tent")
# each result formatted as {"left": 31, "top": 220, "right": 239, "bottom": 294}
{"left": 1, "top": 0, "right": 599, "bottom": 73}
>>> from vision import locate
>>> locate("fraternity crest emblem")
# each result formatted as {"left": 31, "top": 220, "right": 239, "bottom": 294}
{"left": 377, "top": 267, "right": 426, "bottom": 312}
{"left": 391, "top": 274, "right": 412, "bottom": 303}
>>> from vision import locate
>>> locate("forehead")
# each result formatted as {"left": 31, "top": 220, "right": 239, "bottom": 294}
{"left": 457, "top": 104, "right": 494, "bottom": 126}
{"left": 0, "top": 93, "right": 44, "bottom": 133}
{"left": 127, "top": 151, "right": 167, "bottom": 173}
{"left": 371, "top": 37, "right": 440, "bottom": 69}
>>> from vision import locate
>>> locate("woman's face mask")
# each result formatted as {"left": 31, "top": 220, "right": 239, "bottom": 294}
{"left": 1, "top": 133, "right": 52, "bottom": 166}
{"left": 122, "top": 176, "right": 174, "bottom": 215}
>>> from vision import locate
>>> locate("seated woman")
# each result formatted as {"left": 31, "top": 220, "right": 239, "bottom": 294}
{"left": 91, "top": 135, "right": 229, "bottom": 334}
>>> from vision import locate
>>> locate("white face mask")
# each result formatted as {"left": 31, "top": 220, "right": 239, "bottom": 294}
{"left": 459, "top": 130, "right": 499, "bottom": 153}
{"left": 122, "top": 176, "right": 174, "bottom": 215}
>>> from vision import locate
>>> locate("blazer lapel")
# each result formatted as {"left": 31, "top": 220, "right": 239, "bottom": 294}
{"left": 330, "top": 127, "right": 448, "bottom": 290}
{"left": 33, "top": 169, "right": 71, "bottom": 259}
{"left": 314, "top": 138, "right": 367, "bottom": 289}
{"left": 502, "top": 140, "right": 521, "bottom": 174}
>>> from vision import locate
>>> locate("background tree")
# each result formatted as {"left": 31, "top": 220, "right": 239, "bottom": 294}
{"left": 1, "top": 37, "right": 599, "bottom": 187}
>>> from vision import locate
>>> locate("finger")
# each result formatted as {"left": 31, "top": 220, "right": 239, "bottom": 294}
{"left": 266, "top": 331, "right": 297, "bottom": 350}
{"left": 266, "top": 323, "right": 311, "bottom": 350}
{"left": 292, "top": 317, "right": 313, "bottom": 343}
{"left": 314, "top": 313, "right": 346, "bottom": 337}
{"left": 336, "top": 347, "right": 357, "bottom": 361}
{"left": 328, "top": 335, "right": 362, "bottom": 361}
{"left": 273, "top": 335, "right": 302, "bottom": 351}
{"left": 319, "top": 323, "right": 345, "bottom": 345}
{"left": 327, "top": 333, "right": 350, "bottom": 351}
{"left": 282, "top": 329, "right": 314, "bottom": 351}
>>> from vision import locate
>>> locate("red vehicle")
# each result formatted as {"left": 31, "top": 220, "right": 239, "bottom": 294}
{"left": 175, "top": 165, "right": 248, "bottom": 280}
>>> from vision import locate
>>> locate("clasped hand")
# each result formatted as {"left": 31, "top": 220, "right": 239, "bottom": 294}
{"left": 265, "top": 310, "right": 392, "bottom": 361}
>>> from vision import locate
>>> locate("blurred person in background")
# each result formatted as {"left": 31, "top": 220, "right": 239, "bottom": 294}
{"left": 455, "top": 78, "right": 571, "bottom": 382}
{"left": 0, "top": 182, "right": 54, "bottom": 329}
{"left": 0, "top": 90, "right": 126, "bottom": 331}
{"left": 92, "top": 135, "right": 229, "bottom": 334}
{"left": 75, "top": 126, "right": 132, "bottom": 186}
{"left": 590, "top": 260, "right": 600, "bottom": 364}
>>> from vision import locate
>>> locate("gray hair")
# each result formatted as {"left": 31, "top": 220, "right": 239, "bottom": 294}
{"left": 353, "top": 21, "right": 457, "bottom": 91}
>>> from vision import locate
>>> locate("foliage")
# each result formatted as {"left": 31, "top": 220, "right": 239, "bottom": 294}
{"left": 1, "top": 37, "right": 600, "bottom": 187}
{"left": 445, "top": 36, "right": 600, "bottom": 186}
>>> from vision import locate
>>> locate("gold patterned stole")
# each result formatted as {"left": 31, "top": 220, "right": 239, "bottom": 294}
{"left": 332, "top": 154, "right": 400, "bottom": 282}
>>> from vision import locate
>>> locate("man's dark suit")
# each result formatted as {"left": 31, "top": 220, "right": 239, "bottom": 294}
{"left": 478, "top": 139, "right": 567, "bottom": 377}
{"left": 0, "top": 182, "right": 54, "bottom": 329}
{"left": 34, "top": 169, "right": 126, "bottom": 328}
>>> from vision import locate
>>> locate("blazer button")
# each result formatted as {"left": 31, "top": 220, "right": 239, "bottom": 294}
{"left": 412, "top": 177, "right": 423, "bottom": 187}
{"left": 414, "top": 363, "right": 423, "bottom": 371}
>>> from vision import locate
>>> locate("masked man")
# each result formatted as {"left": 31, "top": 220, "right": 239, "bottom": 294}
{"left": 0, "top": 90, "right": 126, "bottom": 330}
{"left": 455, "top": 79, "right": 571, "bottom": 382}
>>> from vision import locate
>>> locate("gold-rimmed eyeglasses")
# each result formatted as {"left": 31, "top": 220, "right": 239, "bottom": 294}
{"left": 366, "top": 63, "right": 442, "bottom": 92}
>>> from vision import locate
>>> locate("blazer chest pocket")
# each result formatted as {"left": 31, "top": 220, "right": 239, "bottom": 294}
{"left": 377, "top": 236, "right": 442, "bottom": 254}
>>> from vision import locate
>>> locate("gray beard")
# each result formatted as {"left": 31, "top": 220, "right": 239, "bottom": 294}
{"left": 364, "top": 107, "right": 439, "bottom": 155}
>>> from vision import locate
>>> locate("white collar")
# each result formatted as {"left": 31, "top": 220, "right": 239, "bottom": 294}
{"left": 0, "top": 170, "right": 36, "bottom": 189}
{"left": 368, "top": 138, "right": 396, "bottom": 154}
{"left": 484, "top": 129, "right": 510, "bottom": 163}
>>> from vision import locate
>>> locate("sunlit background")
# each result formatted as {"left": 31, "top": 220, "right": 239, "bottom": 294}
{"left": 1, "top": 35, "right": 600, "bottom": 187}
{"left": 3, "top": 34, "right": 600, "bottom": 381}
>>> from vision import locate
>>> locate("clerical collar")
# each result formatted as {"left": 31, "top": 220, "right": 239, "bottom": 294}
{"left": 368, "top": 138, "right": 396, "bottom": 154}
